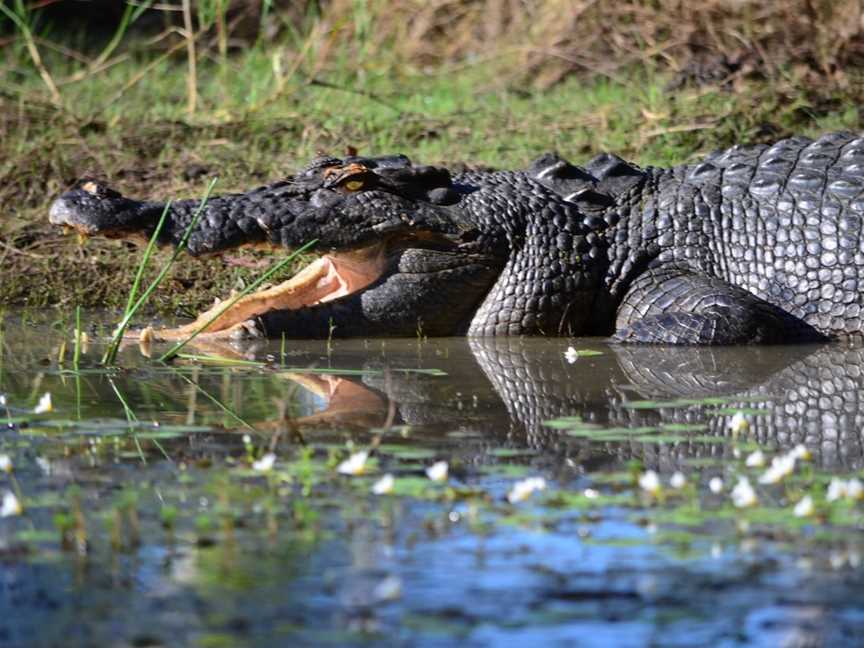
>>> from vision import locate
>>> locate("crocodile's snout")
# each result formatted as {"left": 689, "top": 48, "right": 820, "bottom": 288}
{"left": 49, "top": 196, "right": 80, "bottom": 228}
{"left": 48, "top": 193, "right": 106, "bottom": 234}
{"left": 48, "top": 181, "right": 135, "bottom": 234}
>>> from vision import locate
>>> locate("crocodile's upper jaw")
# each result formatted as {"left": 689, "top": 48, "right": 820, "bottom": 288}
{"left": 49, "top": 180, "right": 155, "bottom": 239}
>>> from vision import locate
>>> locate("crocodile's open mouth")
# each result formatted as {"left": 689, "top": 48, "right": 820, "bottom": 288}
{"left": 138, "top": 241, "right": 390, "bottom": 341}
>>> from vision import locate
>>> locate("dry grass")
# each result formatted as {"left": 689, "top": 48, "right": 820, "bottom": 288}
{"left": 307, "top": 0, "right": 864, "bottom": 87}
{"left": 12, "top": 1, "right": 864, "bottom": 88}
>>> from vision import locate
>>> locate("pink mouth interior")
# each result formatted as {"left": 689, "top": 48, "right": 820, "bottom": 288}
{"left": 138, "top": 242, "right": 388, "bottom": 341}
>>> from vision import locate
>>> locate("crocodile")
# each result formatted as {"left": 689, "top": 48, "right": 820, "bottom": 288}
{"left": 48, "top": 132, "right": 864, "bottom": 343}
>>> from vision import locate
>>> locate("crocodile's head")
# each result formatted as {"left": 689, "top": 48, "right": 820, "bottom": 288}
{"left": 49, "top": 156, "right": 463, "bottom": 242}
{"left": 50, "top": 154, "right": 600, "bottom": 338}
{"left": 49, "top": 179, "right": 154, "bottom": 240}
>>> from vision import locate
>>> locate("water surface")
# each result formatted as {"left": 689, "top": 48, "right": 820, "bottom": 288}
{"left": 1, "top": 313, "right": 863, "bottom": 646}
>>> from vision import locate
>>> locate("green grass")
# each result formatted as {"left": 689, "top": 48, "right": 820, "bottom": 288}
{"left": 2, "top": 18, "right": 862, "bottom": 314}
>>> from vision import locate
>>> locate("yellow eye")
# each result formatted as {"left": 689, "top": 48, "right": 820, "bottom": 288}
{"left": 344, "top": 179, "right": 364, "bottom": 191}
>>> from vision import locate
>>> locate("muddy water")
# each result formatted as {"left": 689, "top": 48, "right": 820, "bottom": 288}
{"left": 1, "top": 313, "right": 864, "bottom": 646}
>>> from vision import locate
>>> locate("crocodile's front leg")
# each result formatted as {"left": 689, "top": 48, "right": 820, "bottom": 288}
{"left": 613, "top": 266, "right": 826, "bottom": 344}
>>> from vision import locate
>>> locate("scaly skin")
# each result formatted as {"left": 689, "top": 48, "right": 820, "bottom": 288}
{"left": 49, "top": 133, "right": 864, "bottom": 343}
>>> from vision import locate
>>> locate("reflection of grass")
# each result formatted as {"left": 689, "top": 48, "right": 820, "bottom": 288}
{"left": 109, "top": 378, "right": 160, "bottom": 463}
{"left": 172, "top": 369, "right": 255, "bottom": 431}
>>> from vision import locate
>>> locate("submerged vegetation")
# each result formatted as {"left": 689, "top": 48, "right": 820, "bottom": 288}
{"left": 2, "top": 0, "right": 863, "bottom": 311}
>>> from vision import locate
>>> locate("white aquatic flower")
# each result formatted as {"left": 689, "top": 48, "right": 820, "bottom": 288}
{"left": 731, "top": 477, "right": 757, "bottom": 508}
{"left": 847, "top": 478, "right": 863, "bottom": 500}
{"left": 758, "top": 454, "right": 796, "bottom": 484}
{"left": 793, "top": 494, "right": 815, "bottom": 518}
{"left": 337, "top": 451, "right": 369, "bottom": 476}
{"left": 669, "top": 472, "right": 686, "bottom": 489}
{"left": 827, "top": 477, "right": 848, "bottom": 502}
{"left": 0, "top": 455, "right": 12, "bottom": 474}
{"left": 827, "top": 477, "right": 864, "bottom": 502}
{"left": 0, "top": 492, "right": 21, "bottom": 517}
{"left": 33, "top": 392, "right": 52, "bottom": 414}
{"left": 252, "top": 452, "right": 276, "bottom": 472}
{"left": 728, "top": 412, "right": 750, "bottom": 434}
{"left": 563, "top": 346, "right": 579, "bottom": 364}
{"left": 426, "top": 461, "right": 449, "bottom": 482}
{"left": 372, "top": 474, "right": 395, "bottom": 495}
{"left": 830, "top": 551, "right": 847, "bottom": 570}
{"left": 709, "top": 477, "right": 724, "bottom": 494}
{"left": 35, "top": 457, "right": 51, "bottom": 476}
{"left": 790, "top": 444, "right": 812, "bottom": 461}
{"left": 507, "top": 477, "right": 547, "bottom": 503}
{"left": 745, "top": 450, "right": 766, "bottom": 468}
{"left": 638, "top": 470, "right": 661, "bottom": 496}
{"left": 583, "top": 488, "right": 599, "bottom": 499}
{"left": 373, "top": 575, "right": 403, "bottom": 602}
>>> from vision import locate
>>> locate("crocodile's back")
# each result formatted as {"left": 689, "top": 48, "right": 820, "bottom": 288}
{"left": 642, "top": 132, "right": 864, "bottom": 337}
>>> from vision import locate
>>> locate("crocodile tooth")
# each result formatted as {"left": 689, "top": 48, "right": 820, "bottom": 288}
{"left": 138, "top": 327, "right": 154, "bottom": 358}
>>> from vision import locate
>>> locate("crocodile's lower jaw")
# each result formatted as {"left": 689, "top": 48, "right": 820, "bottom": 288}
{"left": 130, "top": 242, "right": 389, "bottom": 342}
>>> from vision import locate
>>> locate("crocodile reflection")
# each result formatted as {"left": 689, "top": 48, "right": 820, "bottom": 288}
{"left": 266, "top": 339, "right": 864, "bottom": 470}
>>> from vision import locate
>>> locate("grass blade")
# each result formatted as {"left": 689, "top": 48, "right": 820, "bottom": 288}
{"left": 91, "top": 0, "right": 154, "bottom": 70}
{"left": 0, "top": 1, "right": 61, "bottom": 105}
{"left": 102, "top": 178, "right": 218, "bottom": 365}
{"left": 172, "top": 370, "right": 256, "bottom": 430}
{"left": 123, "top": 201, "right": 172, "bottom": 317}
{"left": 108, "top": 378, "right": 146, "bottom": 465}
{"left": 72, "top": 305, "right": 82, "bottom": 372}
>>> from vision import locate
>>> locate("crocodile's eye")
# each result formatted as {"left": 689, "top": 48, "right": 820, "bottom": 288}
{"left": 343, "top": 179, "right": 364, "bottom": 192}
